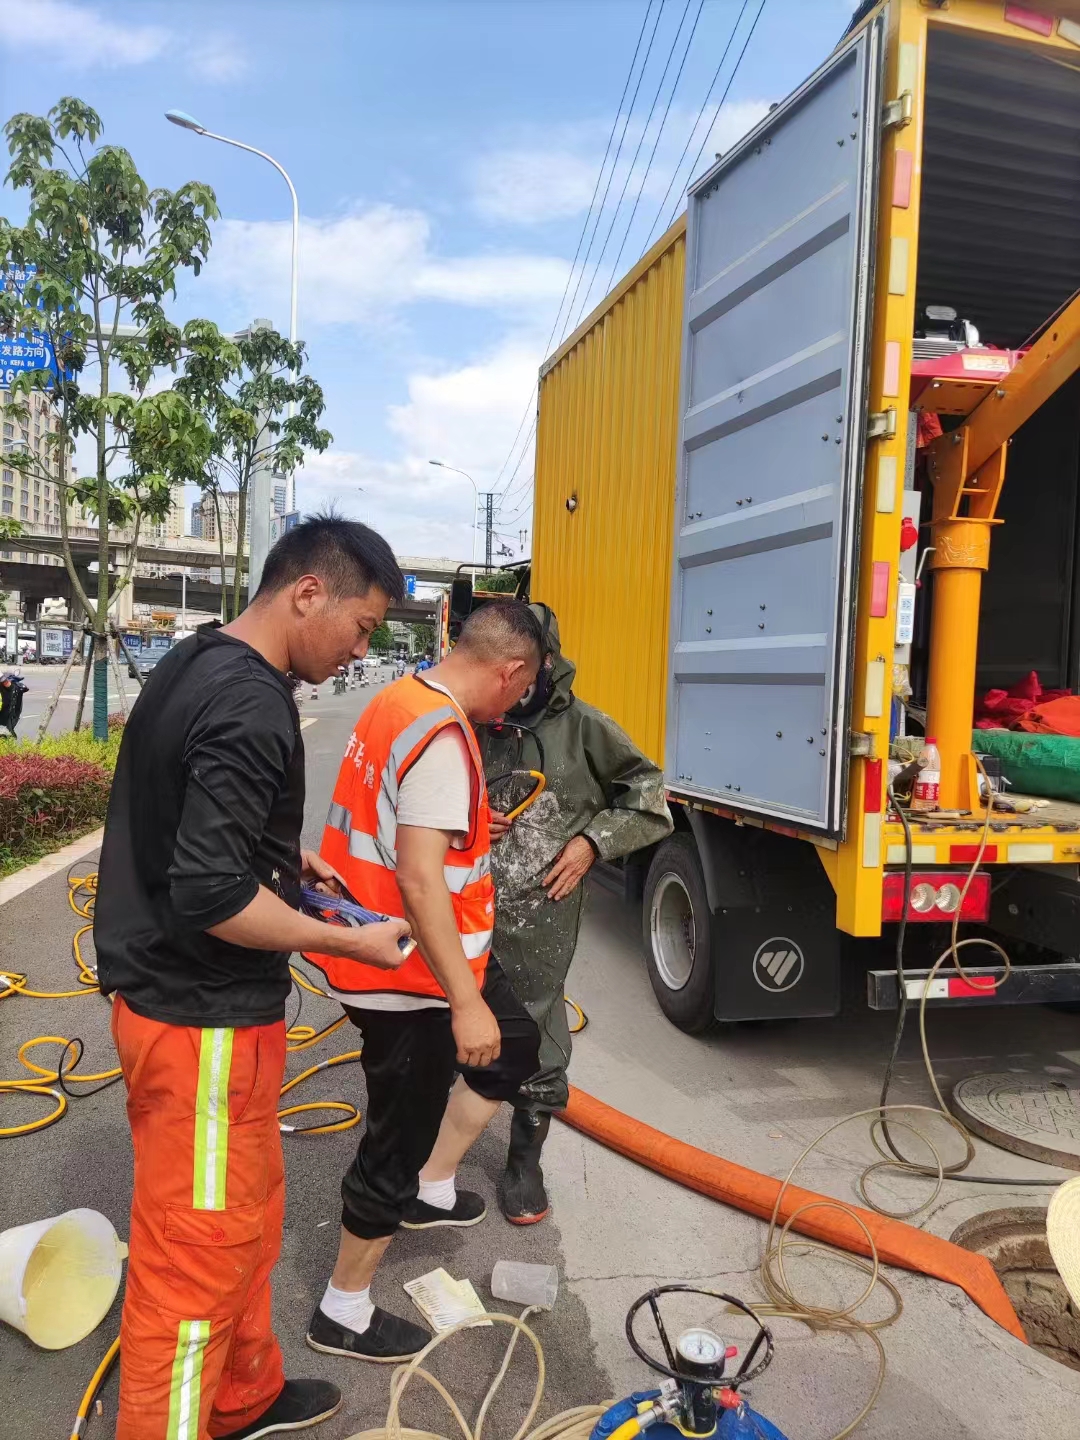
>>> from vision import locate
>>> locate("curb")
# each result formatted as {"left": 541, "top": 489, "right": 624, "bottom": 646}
{"left": 0, "top": 827, "right": 104, "bottom": 908}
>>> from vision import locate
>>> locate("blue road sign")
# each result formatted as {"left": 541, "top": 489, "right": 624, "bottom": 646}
{"left": 0, "top": 264, "right": 60, "bottom": 388}
{"left": 405, "top": 574, "right": 416, "bottom": 597}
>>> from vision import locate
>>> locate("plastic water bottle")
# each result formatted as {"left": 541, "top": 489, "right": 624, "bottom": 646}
{"left": 911, "top": 736, "right": 941, "bottom": 813}
{"left": 490, "top": 1260, "right": 559, "bottom": 1310}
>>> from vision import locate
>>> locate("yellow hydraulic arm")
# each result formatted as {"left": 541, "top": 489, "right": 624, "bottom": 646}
{"left": 924, "top": 290, "right": 1080, "bottom": 809}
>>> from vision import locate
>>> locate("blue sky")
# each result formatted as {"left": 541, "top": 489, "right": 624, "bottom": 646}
{"left": 0, "top": 0, "right": 858, "bottom": 559}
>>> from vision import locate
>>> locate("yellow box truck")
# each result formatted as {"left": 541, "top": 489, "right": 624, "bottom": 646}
{"left": 531, "top": 0, "right": 1080, "bottom": 1030}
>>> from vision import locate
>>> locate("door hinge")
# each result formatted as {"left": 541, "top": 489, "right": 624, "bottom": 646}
{"left": 849, "top": 731, "right": 877, "bottom": 759}
{"left": 867, "top": 408, "right": 897, "bottom": 440}
{"left": 882, "top": 92, "right": 913, "bottom": 131}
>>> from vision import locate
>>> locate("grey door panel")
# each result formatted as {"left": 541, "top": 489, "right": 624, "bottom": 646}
{"left": 666, "top": 19, "right": 884, "bottom": 835}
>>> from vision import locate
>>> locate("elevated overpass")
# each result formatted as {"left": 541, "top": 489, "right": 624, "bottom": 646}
{"left": 3, "top": 524, "right": 473, "bottom": 585}
{"left": 0, "top": 559, "right": 440, "bottom": 624}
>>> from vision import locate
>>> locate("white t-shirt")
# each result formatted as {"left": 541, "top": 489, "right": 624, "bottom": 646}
{"left": 331, "top": 683, "right": 474, "bottom": 1012}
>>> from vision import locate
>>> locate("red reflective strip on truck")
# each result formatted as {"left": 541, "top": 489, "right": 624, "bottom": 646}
{"left": 1003, "top": 5, "right": 1054, "bottom": 36}
{"left": 870, "top": 561, "right": 890, "bottom": 617}
{"left": 904, "top": 974, "right": 997, "bottom": 1000}
{"left": 864, "top": 759, "right": 883, "bottom": 814}
{"left": 948, "top": 973, "right": 998, "bottom": 997}
{"left": 892, "top": 150, "right": 913, "bottom": 209}
{"left": 949, "top": 844, "right": 998, "bottom": 863}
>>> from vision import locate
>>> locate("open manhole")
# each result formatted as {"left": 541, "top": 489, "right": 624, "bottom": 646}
{"left": 952, "top": 1209, "right": 1080, "bottom": 1372}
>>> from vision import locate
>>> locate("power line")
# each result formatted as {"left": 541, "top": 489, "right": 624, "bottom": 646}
{"left": 501, "top": 0, "right": 770, "bottom": 528}
{"left": 494, "top": 0, "right": 678, "bottom": 504}
{"left": 539, "top": 0, "right": 661, "bottom": 359}
{"left": 600, "top": 0, "right": 706, "bottom": 295}
{"left": 663, "top": 0, "right": 768, "bottom": 233}
{"left": 543, "top": 0, "right": 669, "bottom": 374}
{"left": 562, "top": 0, "right": 693, "bottom": 338}
{"left": 638, "top": 0, "right": 754, "bottom": 254}
{"left": 491, "top": 0, "right": 661, "bottom": 495}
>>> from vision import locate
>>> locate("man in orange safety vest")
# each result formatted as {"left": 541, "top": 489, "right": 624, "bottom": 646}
{"left": 303, "top": 601, "right": 543, "bottom": 1362}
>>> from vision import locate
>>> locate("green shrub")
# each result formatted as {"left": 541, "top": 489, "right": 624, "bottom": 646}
{"left": 0, "top": 719, "right": 123, "bottom": 874}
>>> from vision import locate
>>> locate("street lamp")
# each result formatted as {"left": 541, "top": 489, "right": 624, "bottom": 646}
{"left": 429, "top": 460, "right": 478, "bottom": 581}
{"left": 165, "top": 109, "right": 299, "bottom": 516}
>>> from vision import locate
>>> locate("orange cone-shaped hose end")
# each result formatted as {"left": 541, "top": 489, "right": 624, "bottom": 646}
{"left": 557, "top": 1086, "right": 1026, "bottom": 1343}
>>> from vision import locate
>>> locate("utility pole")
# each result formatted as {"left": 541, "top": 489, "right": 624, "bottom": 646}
{"left": 482, "top": 492, "right": 495, "bottom": 573}
{"left": 246, "top": 318, "right": 275, "bottom": 600}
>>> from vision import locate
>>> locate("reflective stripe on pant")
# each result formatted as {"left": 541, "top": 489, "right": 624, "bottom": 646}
{"left": 111, "top": 997, "right": 287, "bottom": 1440}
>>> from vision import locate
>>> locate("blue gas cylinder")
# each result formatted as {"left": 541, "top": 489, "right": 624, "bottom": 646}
{"left": 590, "top": 1403, "right": 789, "bottom": 1440}
{"left": 717, "top": 1404, "right": 790, "bottom": 1439}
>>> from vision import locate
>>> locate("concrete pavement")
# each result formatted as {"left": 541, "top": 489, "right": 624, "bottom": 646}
{"left": 1, "top": 676, "right": 1079, "bottom": 1439}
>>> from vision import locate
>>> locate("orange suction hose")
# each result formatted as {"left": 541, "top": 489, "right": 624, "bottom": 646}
{"left": 558, "top": 1086, "right": 1026, "bottom": 1343}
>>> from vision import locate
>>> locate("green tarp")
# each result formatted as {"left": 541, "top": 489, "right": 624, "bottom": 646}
{"left": 972, "top": 729, "right": 1080, "bottom": 803}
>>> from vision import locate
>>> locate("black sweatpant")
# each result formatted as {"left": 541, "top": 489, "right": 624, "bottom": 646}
{"left": 340, "top": 960, "right": 541, "bottom": 1239}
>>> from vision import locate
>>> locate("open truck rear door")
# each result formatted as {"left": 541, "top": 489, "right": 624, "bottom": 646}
{"left": 666, "top": 18, "right": 884, "bottom": 837}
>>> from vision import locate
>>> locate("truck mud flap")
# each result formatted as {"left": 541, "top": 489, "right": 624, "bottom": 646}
{"left": 712, "top": 898, "right": 841, "bottom": 1022}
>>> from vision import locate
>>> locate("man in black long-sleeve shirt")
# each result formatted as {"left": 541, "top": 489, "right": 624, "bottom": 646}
{"left": 95, "top": 515, "right": 410, "bottom": 1440}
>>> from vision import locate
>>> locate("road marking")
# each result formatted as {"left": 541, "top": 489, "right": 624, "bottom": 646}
{"left": 0, "top": 827, "right": 104, "bottom": 907}
{"left": 300, "top": 717, "right": 318, "bottom": 730}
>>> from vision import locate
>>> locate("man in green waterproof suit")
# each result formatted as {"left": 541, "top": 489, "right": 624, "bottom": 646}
{"left": 479, "top": 603, "right": 672, "bottom": 1223}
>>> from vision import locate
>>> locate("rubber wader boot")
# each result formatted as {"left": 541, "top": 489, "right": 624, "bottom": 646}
{"left": 499, "top": 1109, "right": 551, "bottom": 1225}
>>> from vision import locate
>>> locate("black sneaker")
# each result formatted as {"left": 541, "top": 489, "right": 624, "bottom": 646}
{"left": 401, "top": 1189, "right": 487, "bottom": 1229}
{"left": 217, "top": 1379, "right": 342, "bottom": 1438}
{"left": 306, "top": 1304, "right": 431, "bottom": 1364}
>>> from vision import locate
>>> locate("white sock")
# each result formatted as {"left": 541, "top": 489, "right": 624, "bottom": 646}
{"left": 320, "top": 1281, "right": 374, "bottom": 1334}
{"left": 416, "top": 1174, "right": 457, "bottom": 1211}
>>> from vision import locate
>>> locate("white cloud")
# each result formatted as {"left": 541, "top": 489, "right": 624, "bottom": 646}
{"left": 473, "top": 148, "right": 600, "bottom": 225}
{"left": 472, "top": 99, "right": 772, "bottom": 228}
{"left": 202, "top": 207, "right": 571, "bottom": 329}
{"left": 186, "top": 35, "right": 250, "bottom": 82}
{"left": 295, "top": 338, "right": 541, "bottom": 557}
{"left": 0, "top": 0, "right": 245, "bottom": 79}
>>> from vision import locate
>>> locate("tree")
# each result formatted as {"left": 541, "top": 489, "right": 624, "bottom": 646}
{"left": 0, "top": 98, "right": 218, "bottom": 737}
{"left": 176, "top": 324, "right": 331, "bottom": 621}
{"left": 407, "top": 622, "right": 435, "bottom": 656}
{"left": 476, "top": 571, "right": 519, "bottom": 594}
{"left": 368, "top": 621, "right": 393, "bottom": 655}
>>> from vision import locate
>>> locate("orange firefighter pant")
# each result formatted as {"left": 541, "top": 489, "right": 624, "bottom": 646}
{"left": 111, "top": 996, "right": 287, "bottom": 1440}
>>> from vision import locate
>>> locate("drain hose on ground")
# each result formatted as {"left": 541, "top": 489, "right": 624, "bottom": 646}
{"left": 556, "top": 1085, "right": 1025, "bottom": 1342}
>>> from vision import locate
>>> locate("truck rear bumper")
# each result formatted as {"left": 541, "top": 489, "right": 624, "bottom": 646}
{"left": 867, "top": 962, "right": 1080, "bottom": 1010}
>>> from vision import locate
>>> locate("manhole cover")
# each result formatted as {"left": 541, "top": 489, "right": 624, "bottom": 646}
{"left": 950, "top": 1071, "right": 1080, "bottom": 1170}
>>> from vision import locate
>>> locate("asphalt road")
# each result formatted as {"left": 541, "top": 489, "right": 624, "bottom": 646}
{"left": 2, "top": 677, "right": 1080, "bottom": 1440}
{"left": 6, "top": 661, "right": 141, "bottom": 738}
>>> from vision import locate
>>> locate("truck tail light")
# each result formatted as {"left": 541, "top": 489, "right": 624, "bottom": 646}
{"left": 882, "top": 870, "right": 990, "bottom": 923}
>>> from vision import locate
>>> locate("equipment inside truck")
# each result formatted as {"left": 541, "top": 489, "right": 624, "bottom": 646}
{"left": 912, "top": 28, "right": 1080, "bottom": 739}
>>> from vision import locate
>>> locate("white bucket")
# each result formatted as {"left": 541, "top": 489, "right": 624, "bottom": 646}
{"left": 0, "top": 1208, "right": 127, "bottom": 1350}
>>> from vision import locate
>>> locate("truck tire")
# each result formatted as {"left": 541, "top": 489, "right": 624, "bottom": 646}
{"left": 642, "top": 834, "right": 716, "bottom": 1034}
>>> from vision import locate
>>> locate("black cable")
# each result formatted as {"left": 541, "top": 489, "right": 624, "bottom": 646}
{"left": 664, "top": 0, "right": 768, "bottom": 233}
{"left": 639, "top": 0, "right": 753, "bottom": 251}
{"left": 492, "top": 0, "right": 661, "bottom": 497}
{"left": 569, "top": 0, "right": 692, "bottom": 336}
{"left": 55, "top": 1037, "right": 124, "bottom": 1101}
{"left": 877, "top": 786, "right": 913, "bottom": 1149}
{"left": 601, "top": 0, "right": 706, "bottom": 293}
{"left": 286, "top": 977, "right": 305, "bottom": 1037}
{"left": 878, "top": 786, "right": 1060, "bottom": 1187}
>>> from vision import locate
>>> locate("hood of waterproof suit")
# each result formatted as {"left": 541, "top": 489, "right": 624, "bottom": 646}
{"left": 506, "top": 603, "right": 576, "bottom": 720}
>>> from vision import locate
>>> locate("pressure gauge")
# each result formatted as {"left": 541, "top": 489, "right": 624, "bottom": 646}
{"left": 675, "top": 1328, "right": 726, "bottom": 1374}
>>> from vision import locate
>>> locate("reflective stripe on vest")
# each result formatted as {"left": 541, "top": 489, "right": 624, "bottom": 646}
{"left": 326, "top": 801, "right": 492, "bottom": 893}
{"left": 304, "top": 677, "right": 494, "bottom": 999}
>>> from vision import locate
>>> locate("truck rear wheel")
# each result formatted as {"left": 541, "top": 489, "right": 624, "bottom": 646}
{"left": 642, "top": 835, "right": 716, "bottom": 1033}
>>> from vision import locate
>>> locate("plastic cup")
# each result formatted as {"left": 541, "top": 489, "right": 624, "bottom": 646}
{"left": 490, "top": 1260, "right": 559, "bottom": 1310}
